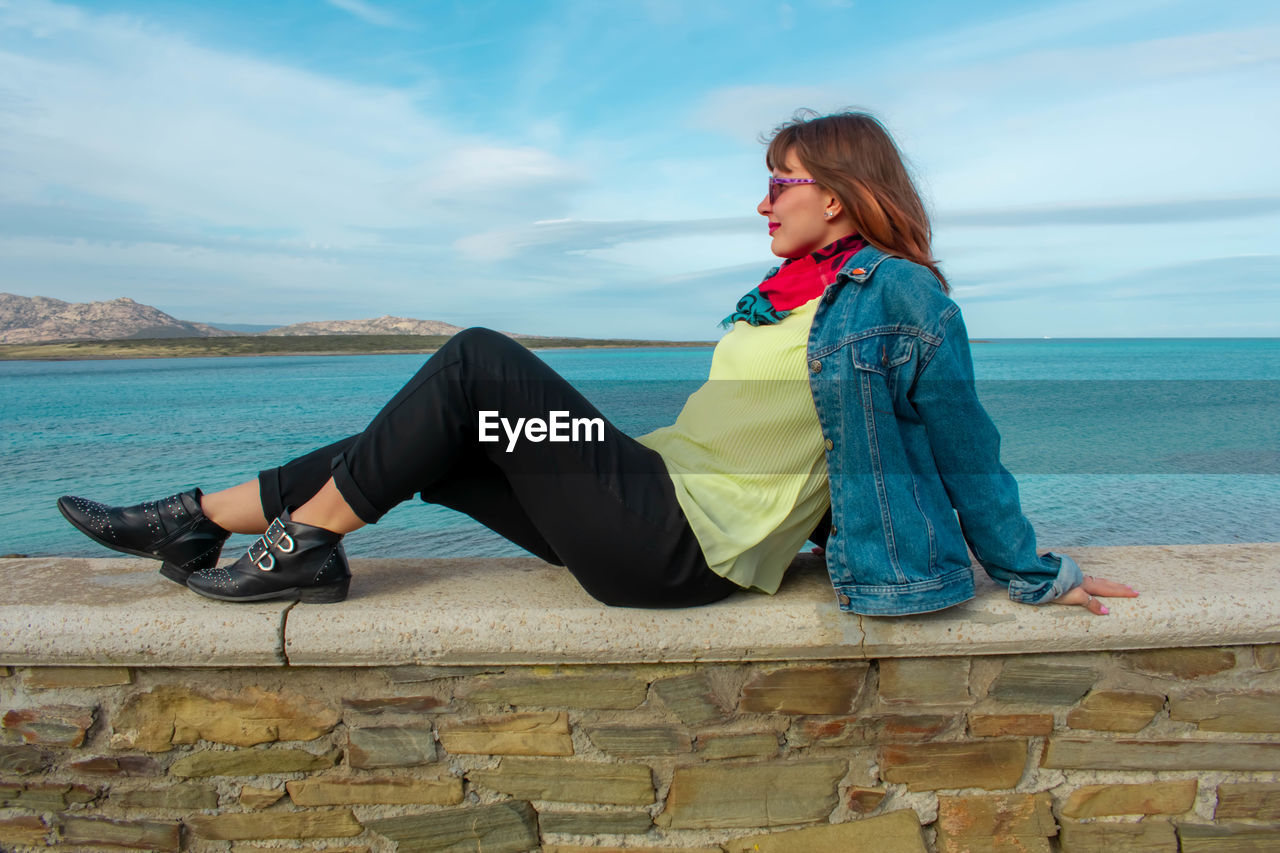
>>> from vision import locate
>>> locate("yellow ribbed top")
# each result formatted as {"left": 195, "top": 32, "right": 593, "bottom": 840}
{"left": 636, "top": 297, "right": 829, "bottom": 593}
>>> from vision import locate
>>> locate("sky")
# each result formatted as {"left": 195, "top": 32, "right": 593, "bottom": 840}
{"left": 0, "top": 0, "right": 1277, "bottom": 339}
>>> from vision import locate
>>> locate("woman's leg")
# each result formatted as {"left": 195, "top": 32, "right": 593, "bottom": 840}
{"left": 200, "top": 480, "right": 268, "bottom": 534}
{"left": 232, "top": 327, "right": 735, "bottom": 607}
{"left": 340, "top": 327, "right": 736, "bottom": 606}
{"left": 290, "top": 479, "right": 362, "bottom": 533}
{"left": 200, "top": 441, "right": 362, "bottom": 535}
{"left": 258, "top": 434, "right": 565, "bottom": 565}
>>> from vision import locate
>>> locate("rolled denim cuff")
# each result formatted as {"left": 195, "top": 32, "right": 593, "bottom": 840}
{"left": 330, "top": 452, "right": 384, "bottom": 525}
{"left": 1007, "top": 552, "right": 1085, "bottom": 605}
{"left": 258, "top": 467, "right": 286, "bottom": 521}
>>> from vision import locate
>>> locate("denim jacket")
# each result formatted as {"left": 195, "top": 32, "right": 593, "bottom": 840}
{"left": 803, "top": 244, "right": 1084, "bottom": 615}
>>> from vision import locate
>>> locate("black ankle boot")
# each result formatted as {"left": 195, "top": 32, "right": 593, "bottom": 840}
{"left": 57, "top": 488, "right": 231, "bottom": 584}
{"left": 185, "top": 511, "right": 350, "bottom": 603}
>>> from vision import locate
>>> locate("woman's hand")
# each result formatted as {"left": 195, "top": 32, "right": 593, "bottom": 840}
{"left": 809, "top": 548, "right": 1135, "bottom": 615}
{"left": 1054, "top": 574, "right": 1139, "bottom": 615}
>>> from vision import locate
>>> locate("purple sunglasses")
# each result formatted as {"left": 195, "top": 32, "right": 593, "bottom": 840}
{"left": 768, "top": 176, "right": 816, "bottom": 204}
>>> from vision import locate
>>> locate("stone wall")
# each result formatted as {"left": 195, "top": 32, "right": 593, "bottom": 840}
{"left": 3, "top": 646, "right": 1280, "bottom": 852}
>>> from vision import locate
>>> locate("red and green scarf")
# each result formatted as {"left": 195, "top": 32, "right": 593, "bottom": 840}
{"left": 721, "top": 234, "right": 867, "bottom": 328}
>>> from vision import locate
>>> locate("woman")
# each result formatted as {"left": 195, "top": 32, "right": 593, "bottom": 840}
{"left": 58, "top": 110, "right": 1136, "bottom": 616}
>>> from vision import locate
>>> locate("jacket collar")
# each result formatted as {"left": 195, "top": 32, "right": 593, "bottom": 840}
{"left": 836, "top": 244, "right": 892, "bottom": 284}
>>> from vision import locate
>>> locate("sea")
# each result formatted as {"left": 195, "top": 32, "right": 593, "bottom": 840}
{"left": 2, "top": 338, "right": 1278, "bottom": 561}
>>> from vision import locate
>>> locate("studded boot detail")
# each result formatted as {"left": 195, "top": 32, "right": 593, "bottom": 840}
{"left": 57, "top": 488, "right": 231, "bottom": 584}
{"left": 185, "top": 511, "right": 350, "bottom": 604}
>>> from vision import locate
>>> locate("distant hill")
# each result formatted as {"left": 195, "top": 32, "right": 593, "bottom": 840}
{"left": 2, "top": 293, "right": 545, "bottom": 344}
{"left": 0, "top": 293, "right": 236, "bottom": 344}
{"left": 263, "top": 315, "right": 468, "bottom": 337}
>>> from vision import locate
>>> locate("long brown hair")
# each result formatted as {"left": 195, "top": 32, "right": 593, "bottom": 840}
{"left": 766, "top": 110, "right": 947, "bottom": 291}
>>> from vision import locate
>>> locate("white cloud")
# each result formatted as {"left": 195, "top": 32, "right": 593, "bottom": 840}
{"left": 938, "top": 196, "right": 1280, "bottom": 227}
{"left": 423, "top": 145, "right": 577, "bottom": 191}
{"left": 454, "top": 216, "right": 756, "bottom": 261}
{"left": 690, "top": 85, "right": 847, "bottom": 143}
{"left": 0, "top": 0, "right": 1275, "bottom": 339}
{"left": 906, "top": 0, "right": 1188, "bottom": 65}
{"left": 0, "top": 0, "right": 574, "bottom": 245}
{"left": 323, "top": 0, "right": 402, "bottom": 29}
{"left": 0, "top": 1, "right": 609, "bottom": 330}
{"left": 684, "top": 4, "right": 1280, "bottom": 338}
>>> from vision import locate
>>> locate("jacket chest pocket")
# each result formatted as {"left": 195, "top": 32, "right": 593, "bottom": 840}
{"left": 850, "top": 336, "right": 915, "bottom": 376}
{"left": 850, "top": 335, "right": 916, "bottom": 403}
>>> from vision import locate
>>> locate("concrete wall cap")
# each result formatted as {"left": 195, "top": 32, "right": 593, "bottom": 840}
{"left": 2, "top": 543, "right": 1277, "bottom": 667}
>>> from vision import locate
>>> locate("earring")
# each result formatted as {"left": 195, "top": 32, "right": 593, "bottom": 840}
{"left": 824, "top": 212, "right": 834, "bottom": 218}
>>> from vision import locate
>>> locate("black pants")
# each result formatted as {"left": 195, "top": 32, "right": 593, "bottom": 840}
{"left": 257, "top": 327, "right": 739, "bottom": 608}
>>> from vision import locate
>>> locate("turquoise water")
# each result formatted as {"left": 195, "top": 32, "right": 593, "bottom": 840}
{"left": 2, "top": 339, "right": 1277, "bottom": 560}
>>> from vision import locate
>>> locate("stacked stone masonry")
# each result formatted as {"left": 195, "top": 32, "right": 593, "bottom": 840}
{"left": 2, "top": 648, "right": 1280, "bottom": 851}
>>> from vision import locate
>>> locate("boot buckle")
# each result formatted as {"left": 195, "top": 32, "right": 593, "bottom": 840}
{"left": 248, "top": 538, "right": 275, "bottom": 572}
{"left": 263, "top": 518, "right": 296, "bottom": 554}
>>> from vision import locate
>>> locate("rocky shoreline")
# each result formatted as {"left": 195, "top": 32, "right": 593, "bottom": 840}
{"left": 0, "top": 334, "right": 713, "bottom": 361}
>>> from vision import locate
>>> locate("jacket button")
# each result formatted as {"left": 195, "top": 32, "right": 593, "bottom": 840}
{"left": 808, "top": 359, "right": 822, "bottom": 374}
{"left": 824, "top": 438, "right": 834, "bottom": 451}
{"left": 838, "top": 593, "right": 851, "bottom": 607}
